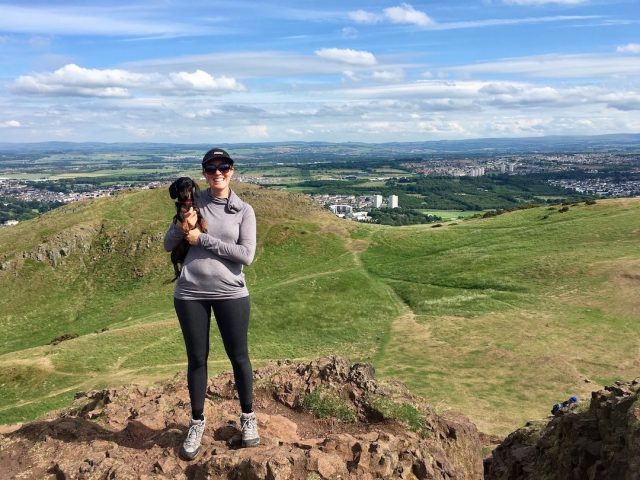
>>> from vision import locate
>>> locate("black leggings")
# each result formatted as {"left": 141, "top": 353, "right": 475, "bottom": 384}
{"left": 174, "top": 296, "right": 253, "bottom": 418}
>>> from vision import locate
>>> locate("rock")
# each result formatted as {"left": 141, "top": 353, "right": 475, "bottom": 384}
{"left": 0, "top": 357, "right": 483, "bottom": 479}
{"left": 486, "top": 378, "right": 640, "bottom": 479}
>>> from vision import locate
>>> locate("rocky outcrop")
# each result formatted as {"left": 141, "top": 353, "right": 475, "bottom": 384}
{"left": 486, "top": 379, "right": 640, "bottom": 480}
{"left": 0, "top": 356, "right": 483, "bottom": 479}
{"left": 0, "top": 224, "right": 98, "bottom": 271}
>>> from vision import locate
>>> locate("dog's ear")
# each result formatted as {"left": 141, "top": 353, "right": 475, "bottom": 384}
{"left": 169, "top": 179, "right": 179, "bottom": 199}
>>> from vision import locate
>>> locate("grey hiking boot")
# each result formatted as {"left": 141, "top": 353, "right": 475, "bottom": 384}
{"left": 240, "top": 412, "right": 260, "bottom": 447}
{"left": 182, "top": 417, "right": 206, "bottom": 460}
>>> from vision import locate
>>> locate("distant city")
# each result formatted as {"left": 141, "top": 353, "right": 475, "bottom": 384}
{"left": 1, "top": 137, "right": 639, "bottom": 226}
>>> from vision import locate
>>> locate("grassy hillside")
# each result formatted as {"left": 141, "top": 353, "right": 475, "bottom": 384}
{"left": 1, "top": 187, "right": 639, "bottom": 436}
{"left": 0, "top": 184, "right": 397, "bottom": 424}
{"left": 362, "top": 198, "right": 640, "bottom": 434}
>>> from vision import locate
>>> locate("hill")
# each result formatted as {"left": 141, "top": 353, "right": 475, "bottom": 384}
{"left": 1, "top": 185, "right": 639, "bottom": 437}
{"left": 0, "top": 184, "right": 397, "bottom": 425}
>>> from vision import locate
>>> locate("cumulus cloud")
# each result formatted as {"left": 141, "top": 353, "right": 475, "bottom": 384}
{"left": 315, "top": 48, "right": 377, "bottom": 66}
{"left": 348, "top": 9, "right": 382, "bottom": 24}
{"left": 349, "top": 4, "right": 434, "bottom": 27}
{"left": 169, "top": 70, "right": 245, "bottom": 93}
{"left": 1, "top": 120, "right": 21, "bottom": 128}
{"left": 13, "top": 64, "right": 245, "bottom": 97}
{"left": 383, "top": 4, "right": 434, "bottom": 27}
{"left": 616, "top": 43, "right": 640, "bottom": 54}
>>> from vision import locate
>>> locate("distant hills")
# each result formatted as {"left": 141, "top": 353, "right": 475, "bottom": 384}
{"left": 1, "top": 184, "right": 639, "bottom": 437}
{"left": 0, "top": 133, "right": 638, "bottom": 158}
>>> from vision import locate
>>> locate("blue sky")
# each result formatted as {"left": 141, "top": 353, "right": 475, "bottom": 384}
{"left": 0, "top": 0, "right": 639, "bottom": 143}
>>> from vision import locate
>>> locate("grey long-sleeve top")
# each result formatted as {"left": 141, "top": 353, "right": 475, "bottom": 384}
{"left": 163, "top": 188, "right": 256, "bottom": 300}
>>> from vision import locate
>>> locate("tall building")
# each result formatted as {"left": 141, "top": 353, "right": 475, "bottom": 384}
{"left": 388, "top": 195, "right": 398, "bottom": 209}
{"left": 373, "top": 195, "right": 383, "bottom": 208}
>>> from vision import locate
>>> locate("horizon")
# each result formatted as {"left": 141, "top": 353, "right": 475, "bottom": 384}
{"left": 0, "top": 1, "right": 639, "bottom": 143}
{"left": 0, "top": 131, "right": 639, "bottom": 147}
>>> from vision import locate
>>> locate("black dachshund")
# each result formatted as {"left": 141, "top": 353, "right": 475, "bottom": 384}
{"left": 168, "top": 177, "right": 207, "bottom": 281}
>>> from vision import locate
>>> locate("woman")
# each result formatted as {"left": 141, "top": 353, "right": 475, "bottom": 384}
{"left": 163, "top": 147, "right": 258, "bottom": 460}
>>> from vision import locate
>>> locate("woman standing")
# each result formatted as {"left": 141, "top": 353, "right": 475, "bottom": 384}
{"left": 163, "top": 148, "right": 258, "bottom": 460}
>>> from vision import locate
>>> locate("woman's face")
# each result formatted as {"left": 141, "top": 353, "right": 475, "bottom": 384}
{"left": 203, "top": 161, "right": 234, "bottom": 197}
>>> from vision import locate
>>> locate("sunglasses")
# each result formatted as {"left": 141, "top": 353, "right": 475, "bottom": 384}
{"left": 204, "top": 163, "right": 233, "bottom": 174}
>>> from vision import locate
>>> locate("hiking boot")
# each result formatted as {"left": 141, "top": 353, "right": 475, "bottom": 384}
{"left": 240, "top": 412, "right": 260, "bottom": 447}
{"left": 182, "top": 417, "right": 206, "bottom": 460}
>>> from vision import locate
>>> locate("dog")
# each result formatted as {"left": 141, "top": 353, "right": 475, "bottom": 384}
{"left": 168, "top": 177, "right": 207, "bottom": 281}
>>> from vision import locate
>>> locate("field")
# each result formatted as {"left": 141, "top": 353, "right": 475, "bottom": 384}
{"left": 1, "top": 186, "right": 639, "bottom": 436}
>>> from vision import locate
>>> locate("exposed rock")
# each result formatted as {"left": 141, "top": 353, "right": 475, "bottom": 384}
{"left": 486, "top": 379, "right": 640, "bottom": 479}
{"left": 0, "top": 356, "right": 483, "bottom": 479}
{"left": 6, "top": 224, "right": 100, "bottom": 270}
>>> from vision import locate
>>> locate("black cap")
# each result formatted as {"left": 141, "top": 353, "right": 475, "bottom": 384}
{"left": 202, "top": 148, "right": 234, "bottom": 167}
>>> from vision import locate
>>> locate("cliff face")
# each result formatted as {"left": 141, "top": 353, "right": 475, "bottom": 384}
{"left": 0, "top": 356, "right": 483, "bottom": 479}
{"left": 486, "top": 379, "right": 640, "bottom": 480}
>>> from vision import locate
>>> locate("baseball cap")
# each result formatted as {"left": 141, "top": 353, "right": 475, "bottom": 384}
{"left": 202, "top": 148, "right": 234, "bottom": 167}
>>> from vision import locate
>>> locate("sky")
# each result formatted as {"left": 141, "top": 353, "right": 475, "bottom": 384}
{"left": 0, "top": 0, "right": 639, "bottom": 143}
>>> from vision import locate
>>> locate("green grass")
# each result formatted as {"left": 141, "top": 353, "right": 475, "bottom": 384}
{"left": 302, "top": 389, "right": 357, "bottom": 422}
{"left": 418, "top": 210, "right": 481, "bottom": 220}
{"left": 0, "top": 184, "right": 398, "bottom": 424}
{"left": 1, "top": 189, "right": 640, "bottom": 438}
{"left": 362, "top": 198, "right": 640, "bottom": 434}
{"left": 366, "top": 394, "right": 426, "bottom": 433}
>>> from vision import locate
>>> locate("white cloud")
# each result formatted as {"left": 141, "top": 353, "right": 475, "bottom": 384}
{"left": 383, "top": 4, "right": 434, "bottom": 27}
{"left": 315, "top": 48, "right": 377, "bottom": 66}
{"left": 503, "top": 0, "right": 587, "bottom": 5}
{"left": 169, "top": 70, "right": 246, "bottom": 93}
{"left": 616, "top": 43, "right": 640, "bottom": 54}
{"left": 245, "top": 125, "right": 269, "bottom": 138}
{"left": 372, "top": 69, "right": 405, "bottom": 82}
{"left": 350, "top": 4, "right": 434, "bottom": 27}
{"left": 445, "top": 53, "right": 640, "bottom": 78}
{"left": 0, "top": 5, "right": 202, "bottom": 37}
{"left": 13, "top": 64, "right": 246, "bottom": 97}
{"left": 348, "top": 9, "right": 382, "bottom": 24}
{"left": 418, "top": 119, "right": 465, "bottom": 133}
{"left": 342, "top": 70, "right": 360, "bottom": 81}
{"left": 430, "top": 15, "right": 598, "bottom": 30}
{"left": 1, "top": 120, "right": 21, "bottom": 128}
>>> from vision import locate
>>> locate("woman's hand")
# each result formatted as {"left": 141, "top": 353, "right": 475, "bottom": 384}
{"left": 186, "top": 228, "right": 201, "bottom": 245}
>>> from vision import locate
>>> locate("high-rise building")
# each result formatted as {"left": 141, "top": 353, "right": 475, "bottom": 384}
{"left": 373, "top": 195, "right": 383, "bottom": 208}
{"left": 388, "top": 195, "right": 398, "bottom": 209}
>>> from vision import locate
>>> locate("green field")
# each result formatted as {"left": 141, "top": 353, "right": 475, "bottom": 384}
{"left": 0, "top": 187, "right": 639, "bottom": 436}
{"left": 418, "top": 210, "right": 480, "bottom": 220}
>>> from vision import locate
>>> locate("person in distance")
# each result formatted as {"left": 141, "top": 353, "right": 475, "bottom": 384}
{"left": 163, "top": 148, "right": 259, "bottom": 460}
